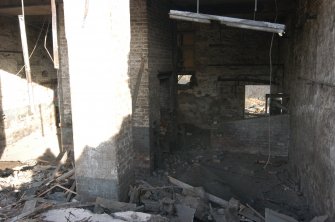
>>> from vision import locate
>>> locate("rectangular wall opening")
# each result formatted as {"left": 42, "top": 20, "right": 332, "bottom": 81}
{"left": 244, "top": 85, "right": 270, "bottom": 118}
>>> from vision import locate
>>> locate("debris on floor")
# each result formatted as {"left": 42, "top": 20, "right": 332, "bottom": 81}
{"left": 0, "top": 151, "right": 77, "bottom": 221}
{"left": 0, "top": 150, "right": 327, "bottom": 221}
{"left": 42, "top": 208, "right": 169, "bottom": 222}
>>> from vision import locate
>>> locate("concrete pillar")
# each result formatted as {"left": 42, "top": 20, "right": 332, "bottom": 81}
{"left": 63, "top": 0, "right": 134, "bottom": 201}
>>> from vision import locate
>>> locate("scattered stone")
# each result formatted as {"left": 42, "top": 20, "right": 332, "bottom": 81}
{"left": 47, "top": 192, "right": 67, "bottom": 202}
{"left": 142, "top": 199, "right": 161, "bottom": 212}
{"left": 228, "top": 198, "right": 240, "bottom": 210}
{"left": 176, "top": 194, "right": 208, "bottom": 220}
{"left": 95, "top": 197, "right": 137, "bottom": 213}
{"left": 182, "top": 186, "right": 206, "bottom": 199}
{"left": 112, "top": 211, "right": 169, "bottom": 222}
{"left": 175, "top": 204, "right": 196, "bottom": 222}
{"left": 42, "top": 208, "right": 119, "bottom": 222}
{"left": 224, "top": 198, "right": 240, "bottom": 222}
{"left": 159, "top": 197, "right": 175, "bottom": 215}
{"left": 21, "top": 199, "right": 37, "bottom": 214}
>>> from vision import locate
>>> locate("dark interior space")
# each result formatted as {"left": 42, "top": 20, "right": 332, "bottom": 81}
{"left": 0, "top": 0, "right": 334, "bottom": 221}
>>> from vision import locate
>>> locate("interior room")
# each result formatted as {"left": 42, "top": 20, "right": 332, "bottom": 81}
{"left": 0, "top": 0, "right": 333, "bottom": 221}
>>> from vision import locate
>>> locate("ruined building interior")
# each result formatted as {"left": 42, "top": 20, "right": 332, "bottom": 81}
{"left": 0, "top": 0, "right": 334, "bottom": 221}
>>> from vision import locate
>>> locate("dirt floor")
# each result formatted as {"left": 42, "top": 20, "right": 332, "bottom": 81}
{"left": 158, "top": 149, "right": 313, "bottom": 221}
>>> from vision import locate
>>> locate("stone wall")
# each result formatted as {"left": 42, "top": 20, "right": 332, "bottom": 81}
{"left": 211, "top": 115, "right": 289, "bottom": 156}
{"left": 0, "top": 16, "right": 59, "bottom": 161}
{"left": 177, "top": 22, "right": 283, "bottom": 129}
{"left": 287, "top": 0, "right": 335, "bottom": 218}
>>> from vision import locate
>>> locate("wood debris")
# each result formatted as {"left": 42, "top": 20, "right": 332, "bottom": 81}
{"left": 0, "top": 151, "right": 77, "bottom": 221}
{"left": 0, "top": 159, "right": 309, "bottom": 222}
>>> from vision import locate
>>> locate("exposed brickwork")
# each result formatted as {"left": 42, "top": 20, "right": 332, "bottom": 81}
{"left": 130, "top": 0, "right": 149, "bottom": 128}
{"left": 129, "top": 0, "right": 151, "bottom": 177}
{"left": 177, "top": 23, "right": 283, "bottom": 129}
{"left": 286, "top": 0, "right": 335, "bottom": 218}
{"left": 211, "top": 115, "right": 289, "bottom": 156}
{"left": 57, "top": 4, "right": 73, "bottom": 155}
{"left": 130, "top": 0, "right": 174, "bottom": 176}
{"left": 148, "top": 0, "right": 175, "bottom": 166}
{"left": 63, "top": 0, "right": 134, "bottom": 201}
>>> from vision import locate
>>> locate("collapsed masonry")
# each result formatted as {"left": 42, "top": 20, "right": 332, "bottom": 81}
{"left": 0, "top": 0, "right": 335, "bottom": 220}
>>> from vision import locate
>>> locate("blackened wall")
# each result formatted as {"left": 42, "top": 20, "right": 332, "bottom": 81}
{"left": 177, "top": 22, "right": 283, "bottom": 129}
{"left": 286, "top": 0, "right": 335, "bottom": 218}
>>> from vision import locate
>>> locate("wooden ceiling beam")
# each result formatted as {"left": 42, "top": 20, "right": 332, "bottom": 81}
{"left": 0, "top": 5, "right": 51, "bottom": 16}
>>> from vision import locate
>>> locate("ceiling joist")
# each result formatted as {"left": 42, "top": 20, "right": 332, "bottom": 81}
{"left": 0, "top": 5, "right": 51, "bottom": 16}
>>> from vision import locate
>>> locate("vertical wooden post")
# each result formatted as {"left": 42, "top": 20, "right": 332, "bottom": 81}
{"left": 51, "top": 0, "right": 59, "bottom": 69}
{"left": 18, "top": 15, "right": 35, "bottom": 112}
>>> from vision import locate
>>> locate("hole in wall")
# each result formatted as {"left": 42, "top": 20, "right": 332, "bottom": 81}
{"left": 244, "top": 85, "right": 270, "bottom": 118}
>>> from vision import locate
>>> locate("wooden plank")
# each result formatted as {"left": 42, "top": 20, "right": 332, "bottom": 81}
{"left": 55, "top": 169, "right": 75, "bottom": 182}
{"left": 0, "top": 5, "right": 51, "bottom": 15}
{"left": 56, "top": 184, "right": 77, "bottom": 195}
{"left": 51, "top": 0, "right": 59, "bottom": 69}
{"left": 169, "top": 10, "right": 285, "bottom": 34}
{"left": 66, "top": 181, "right": 76, "bottom": 201}
{"left": 167, "top": 176, "right": 228, "bottom": 207}
{"left": 18, "top": 15, "right": 35, "bottom": 113}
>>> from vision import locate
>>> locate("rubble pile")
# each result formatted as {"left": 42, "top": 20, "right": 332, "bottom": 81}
{"left": 127, "top": 177, "right": 267, "bottom": 222}
{"left": 0, "top": 151, "right": 328, "bottom": 221}
{"left": 245, "top": 98, "right": 267, "bottom": 117}
{"left": 0, "top": 151, "right": 76, "bottom": 221}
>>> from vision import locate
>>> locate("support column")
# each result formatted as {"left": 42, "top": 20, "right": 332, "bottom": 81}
{"left": 63, "top": 0, "right": 134, "bottom": 201}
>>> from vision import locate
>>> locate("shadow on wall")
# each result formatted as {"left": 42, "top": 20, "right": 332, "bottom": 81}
{"left": 0, "top": 116, "right": 133, "bottom": 219}
{"left": 0, "top": 15, "right": 60, "bottom": 161}
{"left": 74, "top": 115, "right": 134, "bottom": 202}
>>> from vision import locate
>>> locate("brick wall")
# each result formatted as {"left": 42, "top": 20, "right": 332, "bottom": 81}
{"left": 177, "top": 22, "right": 283, "bottom": 129}
{"left": 147, "top": 0, "right": 175, "bottom": 168}
{"left": 211, "top": 115, "right": 289, "bottom": 156}
{"left": 286, "top": 0, "right": 335, "bottom": 218}
{"left": 0, "top": 16, "right": 59, "bottom": 161}
{"left": 129, "top": 0, "right": 151, "bottom": 177}
{"left": 57, "top": 4, "right": 73, "bottom": 155}
{"left": 63, "top": 0, "right": 134, "bottom": 201}
{"left": 130, "top": 0, "right": 174, "bottom": 176}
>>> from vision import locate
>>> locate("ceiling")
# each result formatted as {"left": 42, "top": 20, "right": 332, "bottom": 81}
{"left": 170, "top": 0, "right": 295, "bottom": 17}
